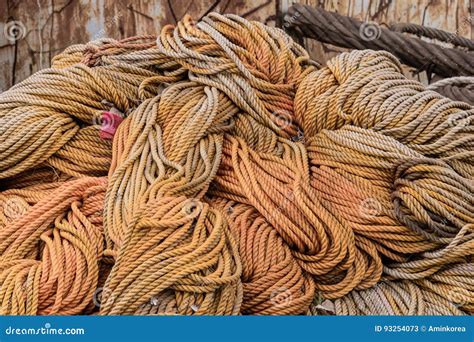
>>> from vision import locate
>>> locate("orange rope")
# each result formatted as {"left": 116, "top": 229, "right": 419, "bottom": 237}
{"left": 0, "top": 14, "right": 472, "bottom": 316}
{"left": 0, "top": 177, "right": 106, "bottom": 314}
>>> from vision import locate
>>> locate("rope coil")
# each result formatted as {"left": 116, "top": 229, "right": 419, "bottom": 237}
{"left": 0, "top": 13, "right": 472, "bottom": 316}
{"left": 284, "top": 4, "right": 474, "bottom": 77}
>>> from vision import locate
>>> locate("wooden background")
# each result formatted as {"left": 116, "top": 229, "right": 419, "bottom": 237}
{"left": 1, "top": 0, "right": 472, "bottom": 90}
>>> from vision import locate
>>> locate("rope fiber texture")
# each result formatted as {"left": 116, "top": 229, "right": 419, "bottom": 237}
{"left": 0, "top": 13, "right": 472, "bottom": 316}
{"left": 284, "top": 4, "right": 474, "bottom": 77}
{"left": 390, "top": 23, "right": 474, "bottom": 51}
{"left": 427, "top": 77, "right": 474, "bottom": 106}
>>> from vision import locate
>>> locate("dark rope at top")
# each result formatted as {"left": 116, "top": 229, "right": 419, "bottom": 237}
{"left": 284, "top": 4, "right": 474, "bottom": 77}
{"left": 427, "top": 77, "right": 474, "bottom": 105}
{"left": 390, "top": 23, "right": 474, "bottom": 50}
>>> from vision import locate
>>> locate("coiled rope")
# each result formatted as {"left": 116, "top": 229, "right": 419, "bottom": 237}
{"left": 0, "top": 177, "right": 107, "bottom": 314}
{"left": 427, "top": 77, "right": 474, "bottom": 106}
{"left": 284, "top": 4, "right": 474, "bottom": 77}
{"left": 390, "top": 23, "right": 474, "bottom": 51}
{"left": 0, "top": 13, "right": 472, "bottom": 316}
{"left": 316, "top": 277, "right": 468, "bottom": 315}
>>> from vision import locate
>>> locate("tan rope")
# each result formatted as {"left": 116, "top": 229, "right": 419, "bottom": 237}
{"left": 0, "top": 13, "right": 472, "bottom": 316}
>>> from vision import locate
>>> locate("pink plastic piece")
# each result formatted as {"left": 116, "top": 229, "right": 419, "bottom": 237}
{"left": 99, "top": 111, "right": 123, "bottom": 140}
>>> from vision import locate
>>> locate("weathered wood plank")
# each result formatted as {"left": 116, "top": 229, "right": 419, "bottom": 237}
{"left": 0, "top": 0, "right": 471, "bottom": 89}
{"left": 0, "top": 0, "right": 276, "bottom": 89}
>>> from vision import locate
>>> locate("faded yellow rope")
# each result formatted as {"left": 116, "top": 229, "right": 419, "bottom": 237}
{"left": 0, "top": 14, "right": 472, "bottom": 316}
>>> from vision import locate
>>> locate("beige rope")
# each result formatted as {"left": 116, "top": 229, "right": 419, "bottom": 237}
{"left": 0, "top": 14, "right": 472, "bottom": 316}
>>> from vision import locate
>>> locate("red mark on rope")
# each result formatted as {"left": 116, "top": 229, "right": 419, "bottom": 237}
{"left": 99, "top": 111, "right": 123, "bottom": 140}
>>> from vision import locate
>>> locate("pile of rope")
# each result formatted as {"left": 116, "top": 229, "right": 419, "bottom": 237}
{"left": 0, "top": 13, "right": 472, "bottom": 316}
{"left": 283, "top": 4, "right": 474, "bottom": 78}
{"left": 427, "top": 77, "right": 474, "bottom": 106}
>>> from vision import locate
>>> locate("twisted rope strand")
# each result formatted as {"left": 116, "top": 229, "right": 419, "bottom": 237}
{"left": 0, "top": 13, "right": 472, "bottom": 316}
